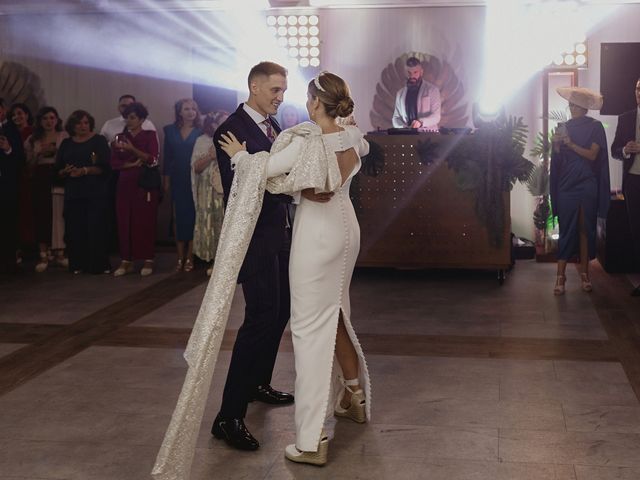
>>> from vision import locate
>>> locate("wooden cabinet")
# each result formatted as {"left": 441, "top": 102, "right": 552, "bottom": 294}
{"left": 352, "top": 134, "right": 511, "bottom": 271}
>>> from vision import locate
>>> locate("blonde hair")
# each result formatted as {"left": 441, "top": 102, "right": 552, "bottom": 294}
{"left": 308, "top": 72, "right": 354, "bottom": 119}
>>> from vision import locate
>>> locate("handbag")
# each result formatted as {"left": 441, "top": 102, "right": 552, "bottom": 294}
{"left": 138, "top": 164, "right": 162, "bottom": 191}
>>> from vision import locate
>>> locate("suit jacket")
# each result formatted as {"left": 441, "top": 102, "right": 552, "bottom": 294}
{"left": 392, "top": 80, "right": 441, "bottom": 130}
{"left": 611, "top": 108, "right": 638, "bottom": 192}
{"left": 213, "top": 104, "right": 289, "bottom": 283}
{"left": 0, "top": 121, "right": 24, "bottom": 197}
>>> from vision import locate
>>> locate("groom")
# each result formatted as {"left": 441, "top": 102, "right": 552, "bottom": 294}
{"left": 211, "top": 61, "right": 294, "bottom": 450}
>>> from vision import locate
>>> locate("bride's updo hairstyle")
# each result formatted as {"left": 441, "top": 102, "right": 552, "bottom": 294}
{"left": 308, "top": 72, "right": 355, "bottom": 119}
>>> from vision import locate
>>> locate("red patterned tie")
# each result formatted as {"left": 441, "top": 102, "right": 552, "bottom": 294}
{"left": 263, "top": 118, "right": 276, "bottom": 143}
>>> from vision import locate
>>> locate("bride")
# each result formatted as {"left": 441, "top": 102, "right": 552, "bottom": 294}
{"left": 152, "top": 71, "right": 370, "bottom": 478}
{"left": 219, "top": 71, "right": 371, "bottom": 466}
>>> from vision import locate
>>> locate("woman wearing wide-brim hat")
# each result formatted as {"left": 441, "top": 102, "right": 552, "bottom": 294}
{"left": 550, "top": 87, "right": 611, "bottom": 295}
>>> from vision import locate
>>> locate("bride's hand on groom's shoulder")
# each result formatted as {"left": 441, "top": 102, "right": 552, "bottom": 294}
{"left": 218, "top": 131, "right": 247, "bottom": 157}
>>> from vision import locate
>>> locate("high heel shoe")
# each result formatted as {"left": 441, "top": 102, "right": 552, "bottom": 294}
{"left": 175, "top": 259, "right": 184, "bottom": 272}
{"left": 334, "top": 378, "right": 366, "bottom": 423}
{"left": 284, "top": 433, "right": 328, "bottom": 466}
{"left": 140, "top": 260, "right": 154, "bottom": 276}
{"left": 184, "top": 258, "right": 194, "bottom": 272}
{"left": 581, "top": 273, "right": 593, "bottom": 292}
{"left": 114, "top": 261, "right": 134, "bottom": 277}
{"left": 553, "top": 274, "right": 566, "bottom": 296}
{"left": 35, "top": 252, "right": 48, "bottom": 273}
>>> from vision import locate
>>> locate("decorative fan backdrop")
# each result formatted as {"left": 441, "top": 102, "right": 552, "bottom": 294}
{"left": 369, "top": 52, "right": 468, "bottom": 130}
{"left": 0, "top": 61, "right": 46, "bottom": 114}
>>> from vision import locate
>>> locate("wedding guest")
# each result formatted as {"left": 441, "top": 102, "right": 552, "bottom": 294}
{"left": 163, "top": 98, "right": 202, "bottom": 272}
{"left": 24, "top": 107, "right": 69, "bottom": 272}
{"left": 191, "top": 111, "right": 228, "bottom": 276}
{"left": 9, "top": 103, "right": 34, "bottom": 261}
{"left": 100, "top": 94, "right": 156, "bottom": 143}
{"left": 0, "top": 98, "right": 23, "bottom": 273}
{"left": 279, "top": 104, "right": 301, "bottom": 129}
{"left": 55, "top": 110, "right": 111, "bottom": 274}
{"left": 111, "top": 102, "right": 159, "bottom": 277}
{"left": 551, "top": 87, "right": 610, "bottom": 295}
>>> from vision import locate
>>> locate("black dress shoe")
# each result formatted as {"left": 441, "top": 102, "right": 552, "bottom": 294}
{"left": 211, "top": 414, "right": 259, "bottom": 451}
{"left": 251, "top": 384, "right": 294, "bottom": 405}
{"left": 632, "top": 285, "right": 640, "bottom": 297}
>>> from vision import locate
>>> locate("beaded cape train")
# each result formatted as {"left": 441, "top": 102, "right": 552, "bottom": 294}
{"left": 151, "top": 122, "right": 343, "bottom": 480}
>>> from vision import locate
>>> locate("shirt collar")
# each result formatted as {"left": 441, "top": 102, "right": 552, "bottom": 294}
{"left": 243, "top": 103, "right": 268, "bottom": 125}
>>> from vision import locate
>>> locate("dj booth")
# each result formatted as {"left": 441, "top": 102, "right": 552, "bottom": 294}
{"left": 352, "top": 132, "right": 511, "bottom": 279}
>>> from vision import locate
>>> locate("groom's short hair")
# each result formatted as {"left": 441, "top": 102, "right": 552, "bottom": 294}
{"left": 248, "top": 62, "right": 288, "bottom": 87}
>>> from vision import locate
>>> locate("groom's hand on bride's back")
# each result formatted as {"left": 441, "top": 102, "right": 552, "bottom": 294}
{"left": 301, "top": 188, "right": 334, "bottom": 203}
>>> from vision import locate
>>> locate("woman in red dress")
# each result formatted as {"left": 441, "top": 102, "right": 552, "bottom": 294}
{"left": 111, "top": 102, "right": 160, "bottom": 276}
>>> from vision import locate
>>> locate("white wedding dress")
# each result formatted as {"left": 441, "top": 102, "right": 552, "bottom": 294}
{"left": 151, "top": 122, "right": 370, "bottom": 479}
{"left": 235, "top": 125, "right": 372, "bottom": 451}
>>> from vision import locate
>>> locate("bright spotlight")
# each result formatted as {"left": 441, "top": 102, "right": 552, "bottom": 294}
{"left": 267, "top": 16, "right": 277, "bottom": 26}
{"left": 299, "top": 37, "right": 309, "bottom": 46}
{"left": 576, "top": 54, "right": 586, "bottom": 66}
{"left": 300, "top": 58, "right": 310, "bottom": 67}
{"left": 298, "top": 16, "right": 308, "bottom": 25}
{"left": 309, "top": 26, "right": 319, "bottom": 36}
{"left": 288, "top": 15, "right": 297, "bottom": 25}
{"left": 309, "top": 15, "right": 319, "bottom": 25}
{"left": 277, "top": 15, "right": 287, "bottom": 25}
{"left": 309, "top": 37, "right": 319, "bottom": 47}
{"left": 277, "top": 36, "right": 288, "bottom": 47}
{"left": 288, "top": 26, "right": 298, "bottom": 36}
{"left": 478, "top": 0, "right": 618, "bottom": 114}
{"left": 310, "top": 58, "right": 320, "bottom": 67}
{"left": 299, "top": 47, "right": 309, "bottom": 57}
{"left": 575, "top": 43, "right": 586, "bottom": 54}
{"left": 310, "top": 47, "right": 320, "bottom": 57}
{"left": 278, "top": 26, "right": 287, "bottom": 36}
{"left": 289, "top": 47, "right": 299, "bottom": 57}
{"left": 299, "top": 26, "right": 308, "bottom": 36}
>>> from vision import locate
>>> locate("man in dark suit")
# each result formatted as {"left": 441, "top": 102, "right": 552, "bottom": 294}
{"left": 0, "top": 97, "right": 24, "bottom": 273}
{"left": 611, "top": 77, "right": 640, "bottom": 296}
{"left": 210, "top": 62, "right": 294, "bottom": 450}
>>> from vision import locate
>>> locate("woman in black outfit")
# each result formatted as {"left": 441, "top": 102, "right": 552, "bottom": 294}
{"left": 55, "top": 110, "right": 111, "bottom": 274}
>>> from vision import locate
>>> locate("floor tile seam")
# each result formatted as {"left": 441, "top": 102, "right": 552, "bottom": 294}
{"left": 0, "top": 274, "right": 207, "bottom": 396}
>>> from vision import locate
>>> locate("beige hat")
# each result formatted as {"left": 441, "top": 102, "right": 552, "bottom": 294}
{"left": 556, "top": 86, "right": 603, "bottom": 110}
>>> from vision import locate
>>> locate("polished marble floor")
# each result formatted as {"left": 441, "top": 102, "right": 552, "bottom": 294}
{"left": 1, "top": 256, "right": 639, "bottom": 480}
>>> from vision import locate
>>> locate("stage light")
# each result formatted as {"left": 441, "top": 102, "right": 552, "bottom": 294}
{"left": 576, "top": 43, "right": 586, "bottom": 54}
{"left": 576, "top": 54, "right": 586, "bottom": 66}
{"left": 265, "top": 12, "right": 320, "bottom": 69}
{"left": 564, "top": 54, "right": 575, "bottom": 65}
{"left": 553, "top": 55, "right": 564, "bottom": 66}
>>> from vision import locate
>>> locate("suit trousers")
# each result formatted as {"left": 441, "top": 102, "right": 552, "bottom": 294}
{"left": 624, "top": 173, "right": 640, "bottom": 267}
{"left": 218, "top": 235, "right": 291, "bottom": 419}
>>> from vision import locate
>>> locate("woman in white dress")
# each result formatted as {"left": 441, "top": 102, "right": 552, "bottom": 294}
{"left": 219, "top": 71, "right": 371, "bottom": 466}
